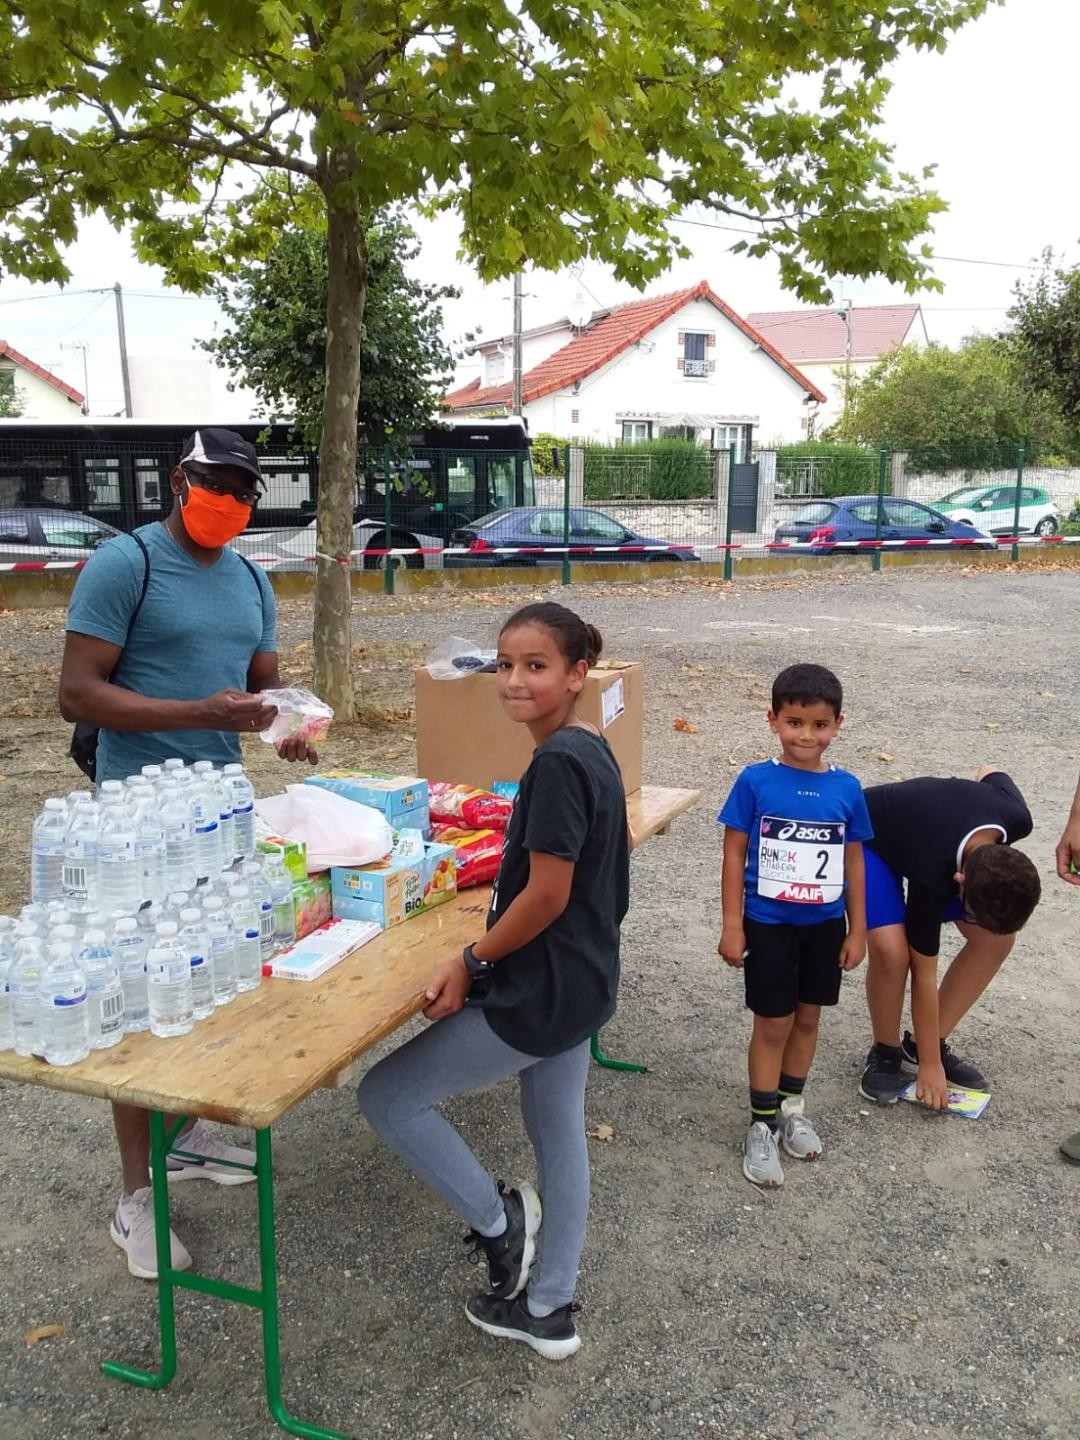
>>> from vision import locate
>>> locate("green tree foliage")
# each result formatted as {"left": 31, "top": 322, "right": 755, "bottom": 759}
{"left": 832, "top": 337, "right": 1069, "bottom": 471}
{"left": 775, "top": 441, "right": 881, "bottom": 497}
{"left": 530, "top": 433, "right": 569, "bottom": 478}
{"left": 201, "top": 211, "right": 456, "bottom": 449}
{"left": 0, "top": 0, "right": 996, "bottom": 711}
{"left": 1009, "top": 253, "right": 1080, "bottom": 426}
{"left": 0, "top": 377, "right": 24, "bottom": 418}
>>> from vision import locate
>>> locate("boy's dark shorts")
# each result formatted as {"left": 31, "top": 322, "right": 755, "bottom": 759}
{"left": 742, "top": 916, "right": 847, "bottom": 1017}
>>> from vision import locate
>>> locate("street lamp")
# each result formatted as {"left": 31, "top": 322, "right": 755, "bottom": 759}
{"left": 836, "top": 301, "right": 853, "bottom": 416}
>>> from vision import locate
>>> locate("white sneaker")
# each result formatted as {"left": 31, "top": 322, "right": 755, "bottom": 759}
{"left": 156, "top": 1121, "right": 256, "bottom": 1185}
{"left": 110, "top": 1187, "right": 192, "bottom": 1281}
{"left": 777, "top": 1095, "right": 822, "bottom": 1160}
{"left": 742, "top": 1120, "right": 784, "bottom": 1188}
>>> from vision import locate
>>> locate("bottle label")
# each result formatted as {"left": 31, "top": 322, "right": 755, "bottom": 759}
{"left": 99, "top": 843, "right": 135, "bottom": 863}
{"left": 63, "top": 865, "right": 89, "bottom": 897}
{"left": 195, "top": 820, "right": 219, "bottom": 836}
{"left": 152, "top": 961, "right": 189, "bottom": 985}
{"left": 100, "top": 993, "right": 124, "bottom": 1029}
{"left": 244, "top": 927, "right": 259, "bottom": 942}
{"left": 234, "top": 802, "right": 254, "bottom": 817}
{"left": 53, "top": 991, "right": 87, "bottom": 1007}
{"left": 189, "top": 955, "right": 206, "bottom": 968}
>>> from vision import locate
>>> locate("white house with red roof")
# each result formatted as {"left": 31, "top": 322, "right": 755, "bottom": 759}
{"left": 0, "top": 341, "right": 85, "bottom": 417}
{"left": 745, "top": 303, "right": 927, "bottom": 428}
{"left": 443, "top": 281, "right": 826, "bottom": 456}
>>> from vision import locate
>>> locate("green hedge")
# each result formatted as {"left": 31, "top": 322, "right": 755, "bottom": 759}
{"left": 530, "top": 432, "right": 569, "bottom": 476}
{"left": 775, "top": 442, "right": 883, "bottom": 498}
{"left": 582, "top": 439, "right": 714, "bottom": 501}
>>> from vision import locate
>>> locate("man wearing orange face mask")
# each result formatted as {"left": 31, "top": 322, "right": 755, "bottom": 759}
{"left": 59, "top": 427, "right": 317, "bottom": 1280}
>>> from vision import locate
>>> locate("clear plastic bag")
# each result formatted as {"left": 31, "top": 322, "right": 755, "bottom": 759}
{"left": 424, "top": 636, "right": 497, "bottom": 680}
{"left": 258, "top": 687, "right": 334, "bottom": 746}
{"left": 255, "top": 786, "right": 393, "bottom": 870}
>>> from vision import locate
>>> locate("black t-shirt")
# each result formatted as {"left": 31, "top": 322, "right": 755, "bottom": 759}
{"left": 864, "top": 773, "right": 1033, "bottom": 955}
{"left": 469, "top": 726, "right": 630, "bottom": 1057}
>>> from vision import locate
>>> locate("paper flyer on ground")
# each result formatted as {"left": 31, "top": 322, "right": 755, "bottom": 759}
{"left": 899, "top": 1081, "right": 991, "bottom": 1118}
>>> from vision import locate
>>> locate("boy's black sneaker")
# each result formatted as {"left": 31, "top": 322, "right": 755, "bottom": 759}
{"left": 462, "top": 1181, "right": 541, "bottom": 1300}
{"left": 859, "top": 1042, "right": 908, "bottom": 1105}
{"left": 465, "top": 1290, "right": 581, "bottom": 1361}
{"left": 900, "top": 1031, "right": 988, "bottom": 1090}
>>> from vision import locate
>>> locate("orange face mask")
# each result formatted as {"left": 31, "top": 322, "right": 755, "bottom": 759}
{"left": 178, "top": 480, "right": 253, "bottom": 548}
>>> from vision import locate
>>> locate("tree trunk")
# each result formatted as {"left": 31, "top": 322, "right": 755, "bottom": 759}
{"left": 313, "top": 178, "right": 367, "bottom": 719}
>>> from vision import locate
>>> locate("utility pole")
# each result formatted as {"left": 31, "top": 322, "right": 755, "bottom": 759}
{"left": 511, "top": 270, "right": 523, "bottom": 417}
{"left": 838, "top": 299, "right": 853, "bottom": 417}
{"left": 113, "top": 282, "right": 133, "bottom": 417}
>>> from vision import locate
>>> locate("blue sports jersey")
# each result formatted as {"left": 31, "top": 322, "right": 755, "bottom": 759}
{"left": 719, "top": 758, "right": 873, "bottom": 925}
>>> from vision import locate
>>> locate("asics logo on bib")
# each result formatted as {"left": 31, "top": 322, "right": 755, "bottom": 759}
{"left": 777, "top": 822, "right": 833, "bottom": 842}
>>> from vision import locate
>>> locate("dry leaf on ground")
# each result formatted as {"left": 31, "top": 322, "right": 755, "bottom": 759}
{"left": 24, "top": 1324, "right": 65, "bottom": 1346}
{"left": 877, "top": 751, "right": 895, "bottom": 762}
{"left": 587, "top": 1124, "right": 615, "bottom": 1143}
{"left": 674, "top": 718, "right": 700, "bottom": 734}
{"left": 984, "top": 722, "right": 1000, "bottom": 731}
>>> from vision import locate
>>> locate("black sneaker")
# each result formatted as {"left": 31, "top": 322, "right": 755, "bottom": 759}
{"left": 462, "top": 1181, "right": 541, "bottom": 1300}
{"left": 465, "top": 1290, "right": 581, "bottom": 1361}
{"left": 859, "top": 1042, "right": 908, "bottom": 1105}
{"left": 901, "top": 1031, "right": 988, "bottom": 1090}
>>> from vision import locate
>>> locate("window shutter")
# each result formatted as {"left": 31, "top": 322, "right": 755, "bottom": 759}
{"left": 571, "top": 408, "right": 580, "bottom": 424}
{"left": 677, "top": 357, "right": 684, "bottom": 371}
{"left": 706, "top": 334, "right": 715, "bottom": 347}
{"left": 678, "top": 331, "right": 686, "bottom": 344}
{"left": 708, "top": 360, "right": 716, "bottom": 373}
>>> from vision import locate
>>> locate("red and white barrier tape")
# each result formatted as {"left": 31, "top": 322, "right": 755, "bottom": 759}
{"left": 1, "top": 534, "right": 1077, "bottom": 572}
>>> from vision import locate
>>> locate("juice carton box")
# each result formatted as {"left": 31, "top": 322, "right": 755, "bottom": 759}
{"left": 257, "top": 833, "right": 309, "bottom": 884}
{"left": 305, "top": 771, "right": 430, "bottom": 837}
{"left": 293, "top": 871, "right": 332, "bottom": 940}
{"left": 331, "top": 830, "right": 456, "bottom": 929}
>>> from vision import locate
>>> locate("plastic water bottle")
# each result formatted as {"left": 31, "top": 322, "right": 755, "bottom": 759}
{"left": 127, "top": 779, "right": 167, "bottom": 907}
{"left": 140, "top": 764, "right": 163, "bottom": 788}
{"left": 19, "top": 902, "right": 49, "bottom": 931}
{"left": 162, "top": 890, "right": 190, "bottom": 922}
{"left": 159, "top": 777, "right": 197, "bottom": 893}
{"left": 0, "top": 917, "right": 15, "bottom": 1051}
{"left": 147, "top": 922, "right": 193, "bottom": 1038}
{"left": 241, "top": 859, "right": 276, "bottom": 961}
{"left": 223, "top": 763, "right": 256, "bottom": 862}
{"left": 227, "top": 883, "right": 262, "bottom": 992}
{"left": 163, "top": 757, "right": 186, "bottom": 777}
{"left": 97, "top": 792, "right": 142, "bottom": 918}
{"left": 113, "top": 917, "right": 149, "bottom": 1032}
{"left": 39, "top": 931, "right": 90, "bottom": 1066}
{"left": 201, "top": 896, "right": 237, "bottom": 1006}
{"left": 63, "top": 797, "right": 100, "bottom": 918}
{"left": 178, "top": 907, "right": 215, "bottom": 1020}
{"left": 9, "top": 931, "right": 44, "bottom": 1057}
{"left": 45, "top": 903, "right": 72, "bottom": 931}
{"left": 31, "top": 799, "right": 69, "bottom": 903}
{"left": 80, "top": 928, "right": 125, "bottom": 1049}
{"left": 190, "top": 768, "right": 222, "bottom": 883}
{"left": 194, "top": 762, "right": 234, "bottom": 877}
{"left": 263, "top": 854, "right": 296, "bottom": 950}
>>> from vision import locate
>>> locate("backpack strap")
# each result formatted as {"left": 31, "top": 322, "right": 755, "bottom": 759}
{"left": 124, "top": 530, "right": 151, "bottom": 645}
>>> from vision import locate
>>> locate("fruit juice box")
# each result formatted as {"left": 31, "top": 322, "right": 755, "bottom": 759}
{"left": 257, "top": 833, "right": 309, "bottom": 884}
{"left": 331, "top": 829, "right": 457, "bottom": 929}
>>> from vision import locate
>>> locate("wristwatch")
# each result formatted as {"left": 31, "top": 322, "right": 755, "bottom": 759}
{"left": 463, "top": 943, "right": 494, "bottom": 979}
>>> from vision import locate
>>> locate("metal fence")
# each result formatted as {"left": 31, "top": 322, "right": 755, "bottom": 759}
{"left": 2, "top": 440, "right": 1079, "bottom": 587}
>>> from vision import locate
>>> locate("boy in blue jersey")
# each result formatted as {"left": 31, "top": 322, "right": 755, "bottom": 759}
{"left": 719, "top": 664, "right": 872, "bottom": 1188}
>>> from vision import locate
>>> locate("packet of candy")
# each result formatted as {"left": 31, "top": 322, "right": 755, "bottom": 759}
{"left": 258, "top": 688, "right": 334, "bottom": 747}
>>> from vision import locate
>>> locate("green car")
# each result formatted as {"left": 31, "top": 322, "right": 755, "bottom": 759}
{"left": 936, "top": 483, "right": 1059, "bottom": 537}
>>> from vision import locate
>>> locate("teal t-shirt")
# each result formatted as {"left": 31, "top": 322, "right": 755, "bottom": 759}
{"left": 66, "top": 522, "right": 276, "bottom": 783}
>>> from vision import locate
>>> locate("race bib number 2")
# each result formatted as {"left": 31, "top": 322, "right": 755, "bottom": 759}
{"left": 757, "top": 816, "right": 845, "bottom": 903}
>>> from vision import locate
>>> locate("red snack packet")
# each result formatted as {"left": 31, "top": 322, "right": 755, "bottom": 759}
{"left": 430, "top": 823, "right": 503, "bottom": 888}
{"left": 428, "top": 781, "right": 513, "bottom": 831}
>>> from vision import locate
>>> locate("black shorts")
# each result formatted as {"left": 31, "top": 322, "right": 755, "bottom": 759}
{"left": 742, "top": 916, "right": 847, "bottom": 1017}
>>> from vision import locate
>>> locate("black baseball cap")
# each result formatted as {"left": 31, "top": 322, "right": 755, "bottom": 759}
{"left": 179, "top": 428, "right": 263, "bottom": 487}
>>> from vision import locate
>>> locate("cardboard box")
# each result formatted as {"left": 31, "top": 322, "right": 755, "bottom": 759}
{"left": 293, "top": 871, "right": 332, "bottom": 940}
{"left": 414, "top": 660, "right": 643, "bottom": 792}
{"left": 257, "top": 834, "right": 308, "bottom": 884}
{"left": 331, "top": 832, "right": 457, "bottom": 929}
{"left": 305, "top": 772, "right": 431, "bottom": 837}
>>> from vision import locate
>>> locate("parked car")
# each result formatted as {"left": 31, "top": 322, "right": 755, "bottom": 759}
{"left": 773, "top": 496, "right": 996, "bottom": 553}
{"left": 232, "top": 517, "right": 444, "bottom": 571}
{"left": 0, "top": 507, "right": 119, "bottom": 563}
{"left": 934, "top": 483, "right": 1059, "bottom": 536}
{"left": 446, "top": 507, "right": 699, "bottom": 567}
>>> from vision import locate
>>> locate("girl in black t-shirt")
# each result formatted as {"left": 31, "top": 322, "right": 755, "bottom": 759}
{"left": 358, "top": 603, "right": 630, "bottom": 1361}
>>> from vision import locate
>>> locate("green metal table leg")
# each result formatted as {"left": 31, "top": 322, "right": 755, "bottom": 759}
{"left": 255, "top": 1127, "right": 350, "bottom": 1440}
{"left": 590, "top": 1030, "right": 648, "bottom": 1073}
{"left": 101, "top": 1108, "right": 178, "bottom": 1389}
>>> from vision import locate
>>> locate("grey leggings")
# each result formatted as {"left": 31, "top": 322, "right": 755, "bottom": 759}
{"left": 357, "top": 1006, "right": 591, "bottom": 1310}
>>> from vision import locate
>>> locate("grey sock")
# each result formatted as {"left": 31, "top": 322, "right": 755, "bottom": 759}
{"left": 475, "top": 1204, "right": 507, "bottom": 1239}
{"left": 526, "top": 1293, "right": 557, "bottom": 1318}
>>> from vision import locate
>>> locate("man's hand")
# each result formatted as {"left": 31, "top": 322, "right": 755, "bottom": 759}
{"left": 1055, "top": 817, "right": 1080, "bottom": 885}
{"left": 916, "top": 1062, "right": 950, "bottom": 1112}
{"left": 718, "top": 925, "right": 747, "bottom": 968}
{"left": 199, "top": 690, "right": 278, "bottom": 734}
{"left": 422, "top": 954, "right": 471, "bottom": 1021}
{"left": 839, "top": 928, "right": 867, "bottom": 971}
{"left": 276, "top": 737, "right": 319, "bottom": 765}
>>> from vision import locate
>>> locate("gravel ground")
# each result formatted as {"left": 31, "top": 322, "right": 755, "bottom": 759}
{"left": 1, "top": 563, "right": 1078, "bottom": 1440}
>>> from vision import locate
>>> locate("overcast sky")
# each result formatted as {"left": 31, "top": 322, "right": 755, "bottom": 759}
{"left": 0, "top": 0, "right": 1076, "bottom": 415}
